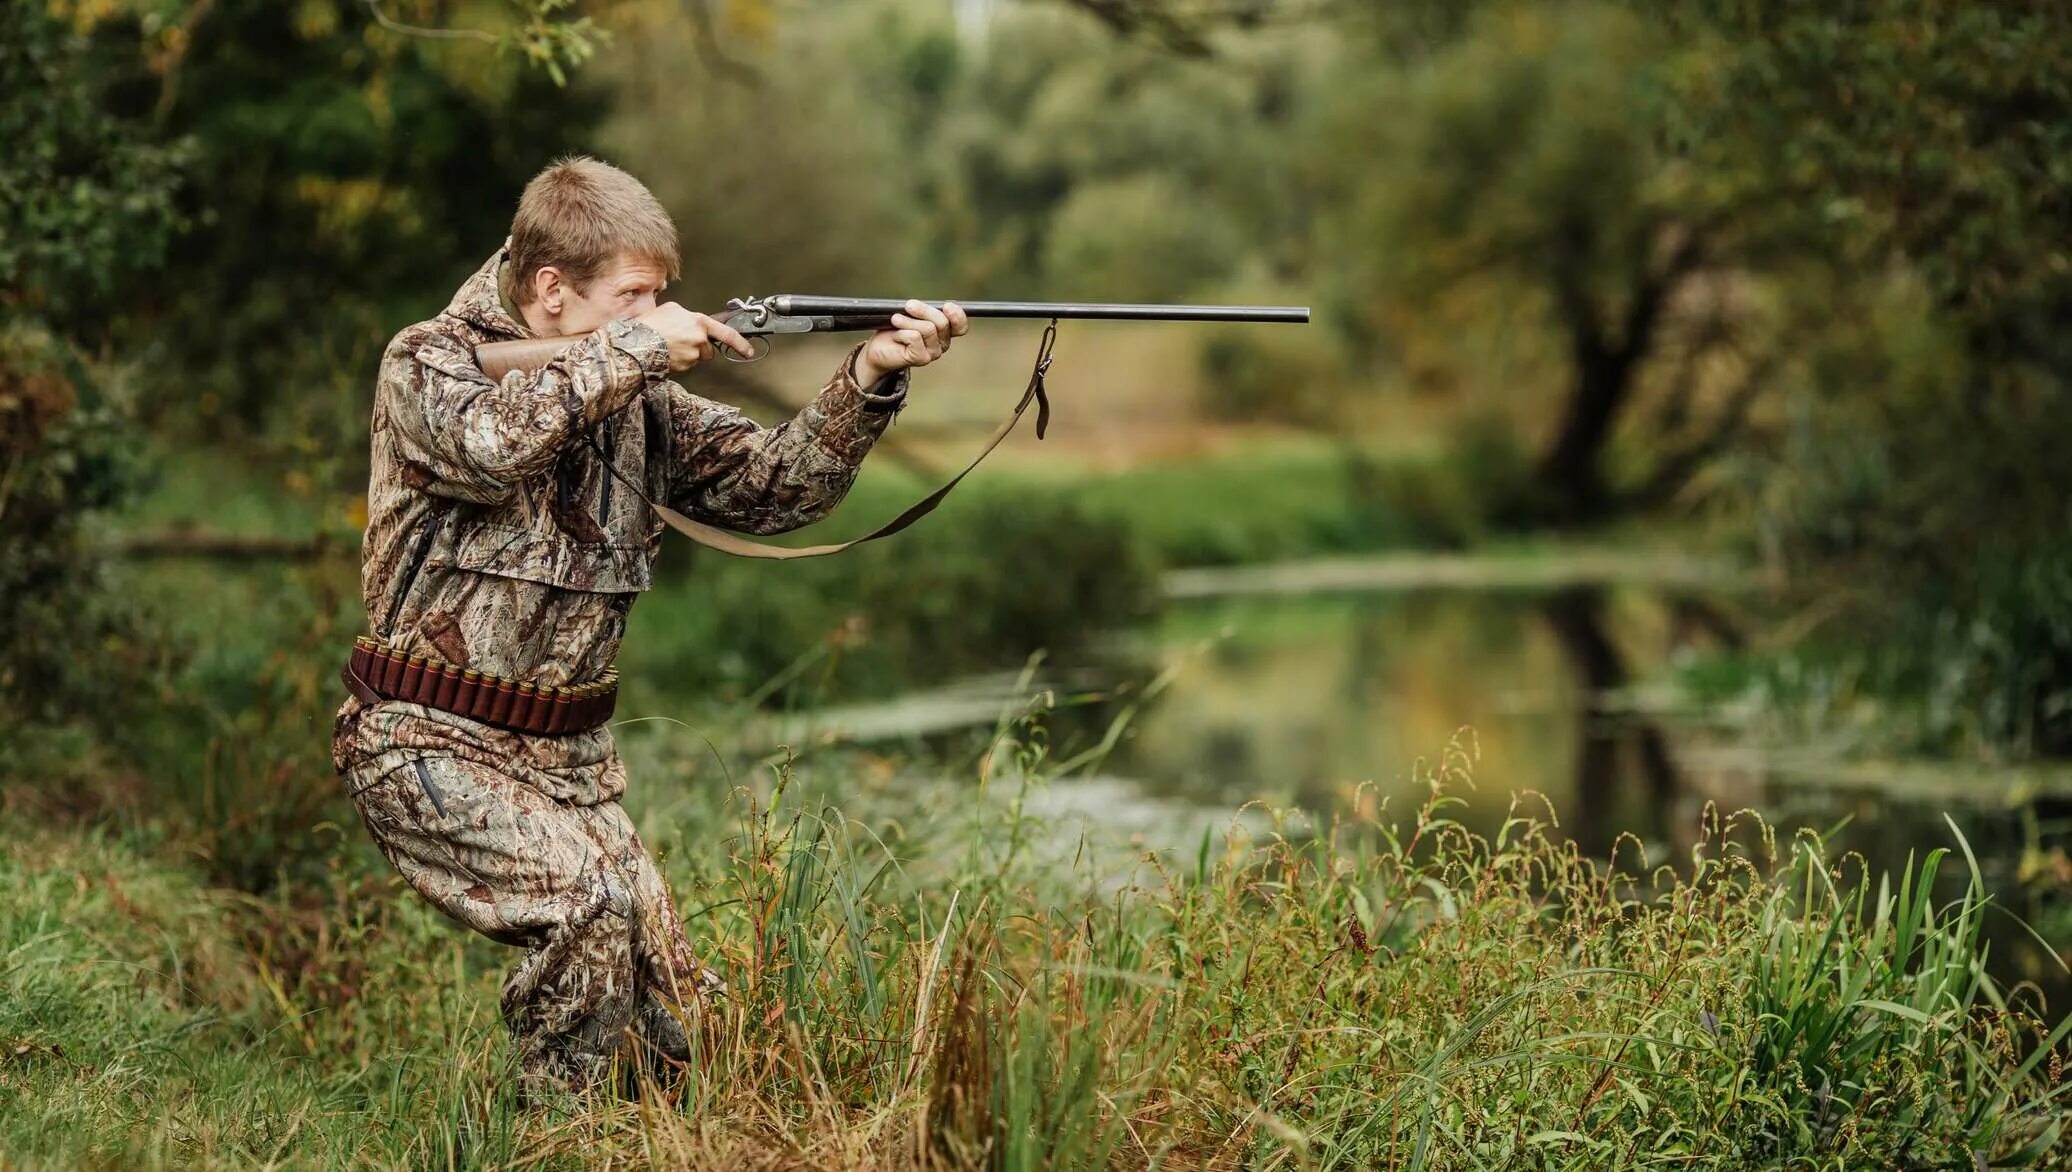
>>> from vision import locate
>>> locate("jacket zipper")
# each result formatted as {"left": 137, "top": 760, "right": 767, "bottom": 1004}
{"left": 597, "top": 419, "right": 615, "bottom": 528}
{"left": 381, "top": 514, "right": 445, "bottom": 637}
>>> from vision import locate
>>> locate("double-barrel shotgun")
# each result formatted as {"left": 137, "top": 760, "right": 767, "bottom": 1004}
{"left": 472, "top": 295, "right": 1309, "bottom": 560}
{"left": 475, "top": 295, "right": 1309, "bottom": 379}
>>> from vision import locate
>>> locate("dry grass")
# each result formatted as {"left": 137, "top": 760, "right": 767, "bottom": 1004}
{"left": 4, "top": 727, "right": 2068, "bottom": 1169}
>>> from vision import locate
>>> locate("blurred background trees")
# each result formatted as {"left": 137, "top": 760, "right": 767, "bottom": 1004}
{"left": 5, "top": 0, "right": 2069, "bottom": 787}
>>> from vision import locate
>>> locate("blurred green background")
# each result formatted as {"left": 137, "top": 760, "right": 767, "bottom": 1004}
{"left": 6, "top": 0, "right": 2072, "bottom": 981}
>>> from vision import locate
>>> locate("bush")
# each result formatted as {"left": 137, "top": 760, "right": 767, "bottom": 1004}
{"left": 0, "top": 327, "right": 150, "bottom": 727}
{"left": 1041, "top": 173, "right": 1249, "bottom": 303}
{"left": 1194, "top": 324, "right": 1347, "bottom": 429}
{"left": 627, "top": 491, "right": 1165, "bottom": 704}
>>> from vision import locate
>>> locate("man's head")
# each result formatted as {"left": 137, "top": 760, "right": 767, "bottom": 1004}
{"left": 508, "top": 156, "right": 680, "bottom": 337}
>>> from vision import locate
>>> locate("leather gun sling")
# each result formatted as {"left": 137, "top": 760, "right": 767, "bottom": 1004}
{"left": 587, "top": 321, "right": 1057, "bottom": 561}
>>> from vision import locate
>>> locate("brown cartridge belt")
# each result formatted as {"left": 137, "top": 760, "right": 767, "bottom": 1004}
{"left": 341, "top": 636, "right": 618, "bottom": 736}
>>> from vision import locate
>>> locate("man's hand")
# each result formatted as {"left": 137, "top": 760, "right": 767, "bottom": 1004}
{"left": 853, "top": 300, "right": 969, "bottom": 388}
{"left": 637, "top": 303, "right": 757, "bottom": 373}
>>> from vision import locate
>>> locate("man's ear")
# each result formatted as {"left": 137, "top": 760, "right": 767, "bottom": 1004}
{"left": 533, "top": 266, "right": 565, "bottom": 316}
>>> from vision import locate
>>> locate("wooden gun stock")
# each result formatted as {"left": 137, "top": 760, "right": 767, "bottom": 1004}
{"left": 476, "top": 334, "right": 586, "bottom": 382}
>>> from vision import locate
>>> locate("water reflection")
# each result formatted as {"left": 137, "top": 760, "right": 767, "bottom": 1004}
{"left": 1062, "top": 580, "right": 2068, "bottom": 1003}
{"left": 689, "top": 571, "right": 2070, "bottom": 999}
{"left": 1538, "top": 586, "right": 1682, "bottom": 857}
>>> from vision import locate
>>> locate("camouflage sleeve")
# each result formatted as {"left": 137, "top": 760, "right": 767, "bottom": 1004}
{"left": 384, "top": 318, "right": 670, "bottom": 502}
{"left": 664, "top": 341, "right": 909, "bottom": 535}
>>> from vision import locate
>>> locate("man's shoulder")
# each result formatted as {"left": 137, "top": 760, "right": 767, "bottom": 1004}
{"left": 383, "top": 314, "right": 475, "bottom": 362}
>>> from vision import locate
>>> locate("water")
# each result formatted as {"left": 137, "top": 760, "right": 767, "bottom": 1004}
{"left": 718, "top": 564, "right": 2072, "bottom": 1006}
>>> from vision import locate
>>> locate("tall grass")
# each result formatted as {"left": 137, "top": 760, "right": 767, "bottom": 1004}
{"left": 3, "top": 728, "right": 2067, "bottom": 1168}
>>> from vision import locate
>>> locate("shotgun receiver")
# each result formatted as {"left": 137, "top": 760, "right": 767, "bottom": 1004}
{"left": 475, "top": 295, "right": 1309, "bottom": 380}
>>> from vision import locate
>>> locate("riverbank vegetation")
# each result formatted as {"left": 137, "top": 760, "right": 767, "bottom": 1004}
{"left": 7, "top": 735, "right": 2068, "bottom": 1169}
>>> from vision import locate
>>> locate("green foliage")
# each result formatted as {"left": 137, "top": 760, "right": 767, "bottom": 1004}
{"left": 1041, "top": 172, "right": 1246, "bottom": 302}
{"left": 627, "top": 491, "right": 1164, "bottom": 703}
{"left": 599, "top": 7, "right": 924, "bottom": 309}
{"left": 4, "top": 747, "right": 2066, "bottom": 1166}
{"left": 504, "top": 0, "right": 611, "bottom": 85}
{"left": 0, "top": 6, "right": 177, "bottom": 738}
{"left": 140, "top": 0, "right": 607, "bottom": 444}
{"left": 0, "top": 329, "right": 152, "bottom": 728}
{"left": 896, "top": 2, "right": 1315, "bottom": 297}
{"left": 1362, "top": 413, "right": 1536, "bottom": 549}
{"left": 1656, "top": 0, "right": 2072, "bottom": 353}
{"left": 1696, "top": 543, "right": 2072, "bottom": 761}
{"left": 1672, "top": 0, "right": 2072, "bottom": 758}
{"left": 0, "top": 4, "right": 189, "bottom": 328}
{"left": 1193, "top": 320, "right": 1346, "bottom": 428}
{"left": 1323, "top": 6, "right": 1667, "bottom": 313}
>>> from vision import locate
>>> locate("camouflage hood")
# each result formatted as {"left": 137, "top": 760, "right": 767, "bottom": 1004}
{"left": 442, "top": 240, "right": 530, "bottom": 341}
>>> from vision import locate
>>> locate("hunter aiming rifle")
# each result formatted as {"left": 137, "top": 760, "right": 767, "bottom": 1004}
{"left": 476, "top": 296, "right": 1310, "bottom": 559}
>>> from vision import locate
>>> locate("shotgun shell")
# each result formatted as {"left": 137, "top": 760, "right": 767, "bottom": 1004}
{"left": 514, "top": 682, "right": 542, "bottom": 731}
{"left": 456, "top": 669, "right": 483, "bottom": 720}
{"left": 432, "top": 663, "right": 461, "bottom": 710}
{"left": 400, "top": 654, "right": 428, "bottom": 701}
{"left": 373, "top": 646, "right": 399, "bottom": 693}
{"left": 546, "top": 686, "right": 572, "bottom": 735}
{"left": 488, "top": 678, "right": 517, "bottom": 727}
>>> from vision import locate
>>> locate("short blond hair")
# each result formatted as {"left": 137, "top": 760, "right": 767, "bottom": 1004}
{"left": 509, "top": 156, "right": 680, "bottom": 306}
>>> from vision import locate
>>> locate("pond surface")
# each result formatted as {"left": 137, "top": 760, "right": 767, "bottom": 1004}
{"left": 718, "top": 561, "right": 2072, "bottom": 1005}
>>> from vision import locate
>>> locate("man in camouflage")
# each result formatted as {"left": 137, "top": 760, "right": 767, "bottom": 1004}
{"left": 330, "top": 157, "right": 966, "bottom": 1095}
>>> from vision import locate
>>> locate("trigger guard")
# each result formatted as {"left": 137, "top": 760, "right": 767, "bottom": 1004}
{"left": 724, "top": 336, "right": 770, "bottom": 364}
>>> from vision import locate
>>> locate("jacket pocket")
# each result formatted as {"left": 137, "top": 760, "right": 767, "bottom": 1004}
{"left": 449, "top": 518, "right": 652, "bottom": 594}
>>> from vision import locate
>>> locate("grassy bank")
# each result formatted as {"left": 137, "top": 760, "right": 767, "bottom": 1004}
{"left": 5, "top": 732, "right": 2066, "bottom": 1169}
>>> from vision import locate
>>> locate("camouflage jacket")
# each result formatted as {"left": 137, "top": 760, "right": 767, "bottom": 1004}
{"left": 332, "top": 244, "right": 905, "bottom": 801}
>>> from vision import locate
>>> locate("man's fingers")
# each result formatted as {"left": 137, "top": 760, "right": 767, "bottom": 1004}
{"left": 890, "top": 312, "right": 939, "bottom": 339}
{"left": 906, "top": 300, "right": 952, "bottom": 334}
{"left": 699, "top": 315, "right": 757, "bottom": 358}
{"left": 943, "top": 301, "right": 969, "bottom": 336}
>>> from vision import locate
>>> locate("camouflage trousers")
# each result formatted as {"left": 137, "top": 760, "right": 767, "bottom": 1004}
{"left": 346, "top": 750, "right": 723, "bottom": 1094}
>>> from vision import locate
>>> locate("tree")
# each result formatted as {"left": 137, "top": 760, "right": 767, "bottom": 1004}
{"left": 1311, "top": 4, "right": 1801, "bottom": 524}
{"left": 1, "top": 0, "right": 609, "bottom": 739}
{"left": 1663, "top": 0, "right": 2072, "bottom": 753}
{"left": 127, "top": 0, "right": 609, "bottom": 448}
{"left": 2, "top": 4, "right": 188, "bottom": 721}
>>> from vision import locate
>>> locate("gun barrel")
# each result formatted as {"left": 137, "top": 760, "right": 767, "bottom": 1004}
{"left": 770, "top": 296, "right": 1308, "bottom": 324}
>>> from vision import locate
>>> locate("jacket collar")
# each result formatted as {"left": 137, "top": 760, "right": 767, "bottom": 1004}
{"left": 443, "top": 239, "right": 531, "bottom": 339}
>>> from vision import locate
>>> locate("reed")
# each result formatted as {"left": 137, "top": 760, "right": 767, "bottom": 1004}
{"left": 2, "top": 734, "right": 2066, "bottom": 1169}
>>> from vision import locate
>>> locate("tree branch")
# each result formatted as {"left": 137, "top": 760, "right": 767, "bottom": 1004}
{"left": 1063, "top": 0, "right": 1215, "bottom": 56}
{"left": 1646, "top": 298, "right": 1736, "bottom": 439}
{"left": 682, "top": 0, "right": 763, "bottom": 88}
{"left": 1616, "top": 226, "right": 1705, "bottom": 361}
{"left": 363, "top": 0, "right": 500, "bottom": 45}
{"left": 1626, "top": 346, "right": 1778, "bottom": 509}
{"left": 154, "top": 0, "right": 216, "bottom": 118}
